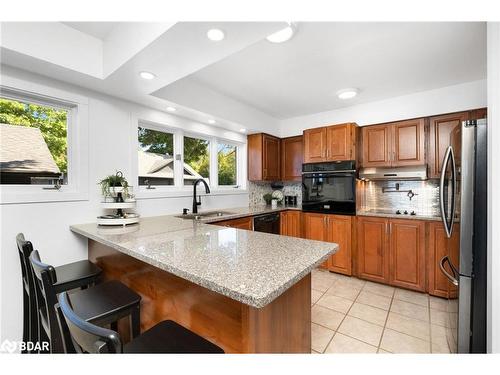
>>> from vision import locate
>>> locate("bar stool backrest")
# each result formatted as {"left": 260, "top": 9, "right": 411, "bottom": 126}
{"left": 16, "top": 233, "right": 36, "bottom": 297}
{"left": 29, "top": 250, "right": 64, "bottom": 352}
{"left": 58, "top": 291, "right": 123, "bottom": 353}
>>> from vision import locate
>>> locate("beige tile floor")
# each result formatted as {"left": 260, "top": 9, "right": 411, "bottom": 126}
{"left": 311, "top": 269, "right": 453, "bottom": 354}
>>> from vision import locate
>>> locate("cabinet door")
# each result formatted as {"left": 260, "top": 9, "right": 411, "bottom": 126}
{"left": 389, "top": 219, "right": 426, "bottom": 291}
{"left": 263, "top": 134, "right": 281, "bottom": 180}
{"left": 428, "top": 222, "right": 459, "bottom": 298}
{"left": 303, "top": 127, "right": 327, "bottom": 163}
{"left": 326, "top": 215, "right": 352, "bottom": 275}
{"left": 428, "top": 112, "right": 468, "bottom": 178}
{"left": 326, "top": 124, "right": 354, "bottom": 161}
{"left": 281, "top": 211, "right": 302, "bottom": 238}
{"left": 392, "top": 119, "right": 425, "bottom": 166}
{"left": 304, "top": 213, "right": 328, "bottom": 268}
{"left": 357, "top": 216, "right": 390, "bottom": 283}
{"left": 361, "top": 125, "right": 391, "bottom": 167}
{"left": 214, "top": 216, "right": 253, "bottom": 230}
{"left": 281, "top": 136, "right": 303, "bottom": 181}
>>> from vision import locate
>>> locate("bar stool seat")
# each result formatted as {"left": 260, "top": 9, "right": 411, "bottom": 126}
{"left": 53, "top": 260, "right": 102, "bottom": 293}
{"left": 123, "top": 320, "right": 224, "bottom": 354}
{"left": 67, "top": 280, "right": 141, "bottom": 330}
{"left": 58, "top": 291, "right": 224, "bottom": 354}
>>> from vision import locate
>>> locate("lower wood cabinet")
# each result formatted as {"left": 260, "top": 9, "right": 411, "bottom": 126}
{"left": 389, "top": 219, "right": 426, "bottom": 291}
{"left": 303, "top": 212, "right": 353, "bottom": 275}
{"left": 357, "top": 216, "right": 390, "bottom": 283}
{"left": 280, "top": 210, "right": 302, "bottom": 238}
{"left": 213, "top": 216, "right": 253, "bottom": 230}
{"left": 427, "top": 222, "right": 459, "bottom": 298}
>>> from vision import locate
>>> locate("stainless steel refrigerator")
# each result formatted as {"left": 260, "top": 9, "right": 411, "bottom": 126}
{"left": 439, "top": 118, "right": 487, "bottom": 353}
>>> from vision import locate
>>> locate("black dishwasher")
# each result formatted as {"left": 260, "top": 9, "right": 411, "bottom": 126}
{"left": 253, "top": 213, "right": 280, "bottom": 234}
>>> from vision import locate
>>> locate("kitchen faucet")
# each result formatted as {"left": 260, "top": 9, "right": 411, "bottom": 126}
{"left": 192, "top": 178, "right": 210, "bottom": 214}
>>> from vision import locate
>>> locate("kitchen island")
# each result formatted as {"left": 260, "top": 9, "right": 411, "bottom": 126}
{"left": 71, "top": 214, "right": 337, "bottom": 353}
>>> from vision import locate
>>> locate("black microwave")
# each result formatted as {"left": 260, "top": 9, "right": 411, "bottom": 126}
{"left": 302, "top": 161, "right": 356, "bottom": 215}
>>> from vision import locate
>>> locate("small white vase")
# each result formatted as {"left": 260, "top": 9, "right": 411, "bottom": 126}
{"left": 271, "top": 199, "right": 278, "bottom": 209}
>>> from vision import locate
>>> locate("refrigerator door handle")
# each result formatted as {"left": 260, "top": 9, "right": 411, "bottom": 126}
{"left": 440, "top": 255, "right": 459, "bottom": 286}
{"left": 439, "top": 146, "right": 456, "bottom": 238}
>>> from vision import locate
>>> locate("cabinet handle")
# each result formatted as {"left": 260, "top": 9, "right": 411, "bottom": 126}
{"left": 326, "top": 149, "right": 330, "bottom": 158}
{"left": 389, "top": 222, "right": 392, "bottom": 234}
{"left": 385, "top": 222, "right": 389, "bottom": 234}
{"left": 324, "top": 216, "right": 327, "bottom": 226}
{"left": 263, "top": 168, "right": 267, "bottom": 178}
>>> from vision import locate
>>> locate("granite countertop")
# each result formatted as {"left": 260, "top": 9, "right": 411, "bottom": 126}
{"left": 70, "top": 212, "right": 336, "bottom": 309}
{"left": 356, "top": 209, "right": 442, "bottom": 221}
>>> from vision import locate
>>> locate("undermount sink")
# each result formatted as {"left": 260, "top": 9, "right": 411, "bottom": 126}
{"left": 175, "top": 211, "right": 234, "bottom": 220}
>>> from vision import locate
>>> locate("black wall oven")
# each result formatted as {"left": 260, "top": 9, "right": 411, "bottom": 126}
{"left": 302, "top": 161, "right": 356, "bottom": 215}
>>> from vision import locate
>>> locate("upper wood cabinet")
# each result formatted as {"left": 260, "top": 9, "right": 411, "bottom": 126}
{"left": 428, "top": 111, "right": 468, "bottom": 179}
{"left": 280, "top": 210, "right": 302, "bottom": 238}
{"left": 361, "top": 119, "right": 425, "bottom": 167}
{"left": 389, "top": 219, "right": 426, "bottom": 291}
{"left": 281, "top": 136, "right": 303, "bottom": 181}
{"left": 303, "top": 212, "right": 353, "bottom": 275}
{"left": 214, "top": 216, "right": 254, "bottom": 230}
{"left": 428, "top": 222, "right": 459, "bottom": 298}
{"left": 248, "top": 133, "right": 281, "bottom": 181}
{"left": 357, "top": 216, "right": 390, "bottom": 283}
{"left": 303, "top": 127, "right": 327, "bottom": 163}
{"left": 303, "top": 123, "right": 357, "bottom": 163}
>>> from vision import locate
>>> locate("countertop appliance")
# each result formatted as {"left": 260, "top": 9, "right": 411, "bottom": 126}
{"left": 439, "top": 118, "right": 487, "bottom": 353}
{"left": 302, "top": 161, "right": 356, "bottom": 215}
{"left": 253, "top": 213, "right": 280, "bottom": 234}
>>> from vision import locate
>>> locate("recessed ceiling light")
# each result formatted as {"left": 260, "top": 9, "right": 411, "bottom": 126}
{"left": 207, "top": 29, "right": 225, "bottom": 41}
{"left": 208, "top": 119, "right": 216, "bottom": 124}
{"left": 139, "top": 71, "right": 156, "bottom": 80}
{"left": 336, "top": 88, "right": 359, "bottom": 100}
{"left": 266, "top": 22, "right": 296, "bottom": 43}
{"left": 166, "top": 106, "right": 176, "bottom": 112}
{"left": 239, "top": 128, "right": 247, "bottom": 133}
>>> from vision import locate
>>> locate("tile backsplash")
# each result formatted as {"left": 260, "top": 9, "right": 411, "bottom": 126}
{"left": 360, "top": 180, "right": 440, "bottom": 216}
{"left": 248, "top": 181, "right": 302, "bottom": 206}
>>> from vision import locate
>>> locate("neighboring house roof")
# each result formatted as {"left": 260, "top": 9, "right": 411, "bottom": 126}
{"left": 0, "top": 123, "right": 60, "bottom": 175}
{"left": 138, "top": 149, "right": 203, "bottom": 180}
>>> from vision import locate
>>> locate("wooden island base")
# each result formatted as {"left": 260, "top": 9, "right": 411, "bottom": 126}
{"left": 89, "top": 240, "right": 311, "bottom": 353}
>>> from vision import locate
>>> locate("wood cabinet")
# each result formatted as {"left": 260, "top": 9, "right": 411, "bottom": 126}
{"left": 389, "top": 219, "right": 426, "bottom": 291}
{"left": 303, "top": 123, "right": 357, "bottom": 163}
{"left": 303, "top": 127, "right": 327, "bottom": 163}
{"left": 303, "top": 212, "right": 353, "bottom": 275}
{"left": 357, "top": 216, "right": 390, "bottom": 283}
{"left": 428, "top": 111, "right": 468, "bottom": 179}
{"left": 248, "top": 133, "right": 281, "bottom": 181}
{"left": 280, "top": 210, "right": 302, "bottom": 238}
{"left": 361, "top": 119, "right": 425, "bottom": 167}
{"left": 213, "top": 216, "right": 253, "bottom": 230}
{"left": 427, "top": 222, "right": 459, "bottom": 298}
{"left": 281, "top": 136, "right": 303, "bottom": 181}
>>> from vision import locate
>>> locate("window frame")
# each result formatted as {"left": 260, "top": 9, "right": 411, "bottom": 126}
{"left": 133, "top": 118, "right": 247, "bottom": 200}
{"left": 0, "top": 77, "right": 89, "bottom": 204}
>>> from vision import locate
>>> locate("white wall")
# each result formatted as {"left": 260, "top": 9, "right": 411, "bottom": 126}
{"left": 279, "top": 79, "right": 487, "bottom": 136}
{"left": 487, "top": 22, "right": 500, "bottom": 354}
{"left": 0, "top": 66, "right": 249, "bottom": 343}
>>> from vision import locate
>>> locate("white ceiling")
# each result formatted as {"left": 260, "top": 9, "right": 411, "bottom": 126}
{"left": 155, "top": 22, "right": 486, "bottom": 119}
{"left": 0, "top": 22, "right": 487, "bottom": 134}
{"left": 62, "top": 22, "right": 121, "bottom": 40}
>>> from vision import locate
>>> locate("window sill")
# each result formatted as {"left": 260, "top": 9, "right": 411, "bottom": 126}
{"left": 135, "top": 188, "right": 248, "bottom": 200}
{"left": 0, "top": 188, "right": 89, "bottom": 204}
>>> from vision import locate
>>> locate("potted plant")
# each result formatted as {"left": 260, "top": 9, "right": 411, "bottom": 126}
{"left": 98, "top": 171, "right": 129, "bottom": 201}
{"left": 263, "top": 193, "right": 273, "bottom": 205}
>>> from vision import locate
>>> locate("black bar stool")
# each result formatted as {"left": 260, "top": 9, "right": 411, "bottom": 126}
{"left": 58, "top": 291, "right": 224, "bottom": 354}
{"left": 16, "top": 233, "right": 102, "bottom": 353}
{"left": 29, "top": 250, "right": 141, "bottom": 353}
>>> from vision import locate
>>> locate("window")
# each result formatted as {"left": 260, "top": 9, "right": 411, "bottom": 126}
{"left": 0, "top": 96, "right": 68, "bottom": 185}
{"left": 217, "top": 143, "right": 237, "bottom": 186}
{"left": 137, "top": 126, "right": 175, "bottom": 186}
{"left": 183, "top": 135, "right": 210, "bottom": 185}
